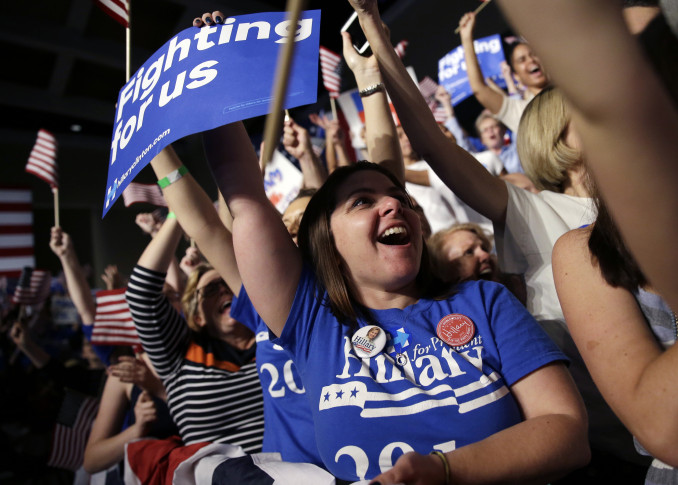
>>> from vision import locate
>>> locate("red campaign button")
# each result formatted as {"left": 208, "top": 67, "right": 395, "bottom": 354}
{"left": 436, "top": 314, "right": 475, "bottom": 347}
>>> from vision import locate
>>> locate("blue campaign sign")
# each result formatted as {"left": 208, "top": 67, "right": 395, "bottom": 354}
{"left": 102, "top": 10, "right": 321, "bottom": 217}
{"left": 438, "top": 34, "right": 506, "bottom": 106}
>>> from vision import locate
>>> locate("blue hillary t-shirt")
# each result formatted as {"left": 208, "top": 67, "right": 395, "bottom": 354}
{"left": 231, "top": 285, "right": 323, "bottom": 466}
{"left": 273, "top": 265, "right": 567, "bottom": 481}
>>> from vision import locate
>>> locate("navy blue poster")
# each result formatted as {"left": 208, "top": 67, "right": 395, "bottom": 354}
{"left": 103, "top": 10, "right": 321, "bottom": 216}
{"left": 438, "top": 34, "right": 506, "bottom": 106}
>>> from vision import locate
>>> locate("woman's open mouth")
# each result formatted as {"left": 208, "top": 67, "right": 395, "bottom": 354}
{"left": 377, "top": 226, "right": 410, "bottom": 246}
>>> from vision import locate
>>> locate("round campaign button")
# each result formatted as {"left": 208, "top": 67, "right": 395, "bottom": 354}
{"left": 436, "top": 314, "right": 475, "bottom": 347}
{"left": 351, "top": 325, "right": 387, "bottom": 358}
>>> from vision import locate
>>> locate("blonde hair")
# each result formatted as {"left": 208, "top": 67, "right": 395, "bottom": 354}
{"left": 181, "top": 263, "right": 213, "bottom": 332}
{"left": 517, "top": 87, "right": 582, "bottom": 192}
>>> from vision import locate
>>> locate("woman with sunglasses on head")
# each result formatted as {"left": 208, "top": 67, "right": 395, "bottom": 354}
{"left": 125, "top": 213, "right": 264, "bottom": 452}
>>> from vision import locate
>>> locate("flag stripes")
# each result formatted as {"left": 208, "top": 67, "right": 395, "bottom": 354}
{"left": 26, "top": 129, "right": 59, "bottom": 189}
{"left": 122, "top": 182, "right": 167, "bottom": 207}
{"left": 1, "top": 246, "right": 35, "bottom": 256}
{"left": 417, "top": 77, "right": 449, "bottom": 124}
{"left": 394, "top": 40, "right": 409, "bottom": 59}
{"left": 418, "top": 76, "right": 439, "bottom": 100}
{"left": 12, "top": 268, "right": 51, "bottom": 305}
{"left": 92, "top": 288, "right": 141, "bottom": 346}
{"left": 47, "top": 392, "right": 99, "bottom": 471}
{"left": 94, "top": 0, "right": 130, "bottom": 28}
{"left": 319, "top": 46, "right": 342, "bottom": 98}
{"left": 0, "top": 188, "right": 34, "bottom": 278}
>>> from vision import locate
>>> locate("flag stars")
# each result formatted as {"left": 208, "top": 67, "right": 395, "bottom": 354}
{"left": 324, "top": 392, "right": 330, "bottom": 402}
{"left": 350, "top": 387, "right": 358, "bottom": 398}
{"left": 335, "top": 390, "right": 344, "bottom": 400}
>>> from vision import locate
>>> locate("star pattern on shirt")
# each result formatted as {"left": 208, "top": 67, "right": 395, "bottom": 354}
{"left": 393, "top": 329, "right": 410, "bottom": 348}
{"left": 350, "top": 387, "right": 359, "bottom": 398}
{"left": 335, "top": 390, "right": 344, "bottom": 399}
{"left": 324, "top": 392, "right": 330, "bottom": 402}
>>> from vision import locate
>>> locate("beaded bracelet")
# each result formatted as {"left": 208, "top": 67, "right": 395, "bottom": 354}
{"left": 358, "top": 82, "right": 385, "bottom": 97}
{"left": 430, "top": 451, "right": 451, "bottom": 485}
{"left": 157, "top": 165, "right": 188, "bottom": 189}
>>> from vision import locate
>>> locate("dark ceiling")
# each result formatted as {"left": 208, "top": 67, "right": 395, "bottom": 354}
{"left": 1, "top": 0, "right": 511, "bottom": 276}
{"left": 1, "top": 0, "right": 511, "bottom": 140}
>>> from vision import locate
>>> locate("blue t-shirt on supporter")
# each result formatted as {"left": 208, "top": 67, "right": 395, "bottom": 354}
{"left": 230, "top": 286, "right": 323, "bottom": 466}
{"left": 273, "top": 265, "right": 566, "bottom": 481}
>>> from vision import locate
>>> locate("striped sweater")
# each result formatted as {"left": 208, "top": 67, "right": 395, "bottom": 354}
{"left": 126, "top": 265, "right": 264, "bottom": 452}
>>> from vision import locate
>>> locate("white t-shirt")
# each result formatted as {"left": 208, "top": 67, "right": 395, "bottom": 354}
{"left": 496, "top": 92, "right": 534, "bottom": 133}
{"left": 473, "top": 150, "right": 505, "bottom": 176}
{"left": 415, "top": 160, "right": 494, "bottom": 235}
{"left": 493, "top": 183, "right": 646, "bottom": 463}
{"left": 494, "top": 182, "right": 595, "bottom": 322}
{"left": 405, "top": 160, "right": 458, "bottom": 234}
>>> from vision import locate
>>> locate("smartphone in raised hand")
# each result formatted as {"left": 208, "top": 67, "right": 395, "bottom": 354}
{"left": 341, "top": 11, "right": 371, "bottom": 55}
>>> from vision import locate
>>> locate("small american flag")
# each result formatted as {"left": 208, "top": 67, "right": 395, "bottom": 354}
{"left": 417, "top": 77, "right": 449, "bottom": 124}
{"left": 319, "top": 46, "right": 342, "bottom": 99}
{"left": 0, "top": 188, "right": 34, "bottom": 278}
{"left": 418, "top": 76, "right": 439, "bottom": 100}
{"left": 26, "top": 129, "right": 58, "bottom": 189}
{"left": 394, "top": 40, "right": 408, "bottom": 59}
{"left": 12, "top": 267, "right": 51, "bottom": 306}
{"left": 91, "top": 288, "right": 141, "bottom": 347}
{"left": 94, "top": 0, "right": 129, "bottom": 28}
{"left": 47, "top": 390, "right": 99, "bottom": 471}
{"left": 122, "top": 182, "right": 167, "bottom": 208}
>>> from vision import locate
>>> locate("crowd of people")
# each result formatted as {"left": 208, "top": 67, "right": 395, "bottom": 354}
{"left": 2, "top": 0, "right": 678, "bottom": 483}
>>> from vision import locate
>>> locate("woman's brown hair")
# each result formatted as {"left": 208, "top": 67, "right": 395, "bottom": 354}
{"left": 297, "top": 162, "right": 448, "bottom": 328}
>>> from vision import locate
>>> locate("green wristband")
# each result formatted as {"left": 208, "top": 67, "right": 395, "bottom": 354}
{"left": 430, "top": 451, "right": 450, "bottom": 485}
{"left": 158, "top": 165, "right": 188, "bottom": 189}
{"left": 166, "top": 211, "right": 176, "bottom": 219}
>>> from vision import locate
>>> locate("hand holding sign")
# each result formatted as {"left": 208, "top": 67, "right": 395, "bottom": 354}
{"left": 103, "top": 10, "right": 320, "bottom": 216}
{"left": 454, "top": 0, "right": 494, "bottom": 35}
{"left": 458, "top": 12, "right": 477, "bottom": 41}
{"left": 438, "top": 33, "right": 506, "bottom": 106}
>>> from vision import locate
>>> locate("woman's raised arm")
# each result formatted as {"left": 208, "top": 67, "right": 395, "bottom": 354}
{"left": 49, "top": 227, "right": 96, "bottom": 325}
{"left": 341, "top": 31, "right": 404, "bottom": 183}
{"left": 459, "top": 11, "right": 507, "bottom": 115}
{"left": 554, "top": 228, "right": 678, "bottom": 465}
{"left": 347, "top": 0, "right": 508, "bottom": 223}
{"left": 151, "top": 123, "right": 300, "bottom": 337}
{"left": 496, "top": 0, "right": 678, "bottom": 313}
{"left": 134, "top": 207, "right": 184, "bottom": 274}
{"left": 203, "top": 123, "right": 301, "bottom": 337}
{"left": 148, "top": 146, "right": 241, "bottom": 296}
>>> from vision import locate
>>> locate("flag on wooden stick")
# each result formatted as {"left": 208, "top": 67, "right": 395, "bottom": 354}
{"left": 319, "top": 46, "right": 342, "bottom": 99}
{"left": 26, "top": 129, "right": 58, "bottom": 189}
{"left": 12, "top": 267, "right": 51, "bottom": 306}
